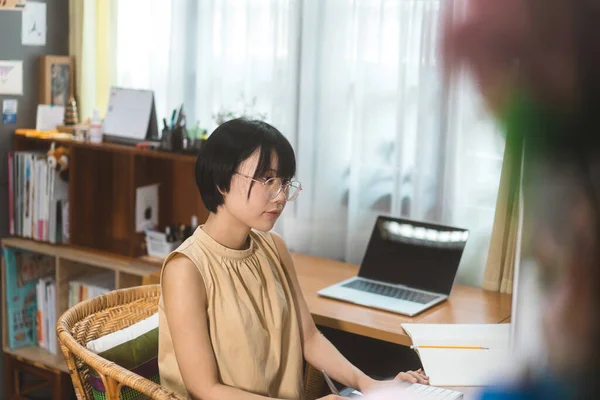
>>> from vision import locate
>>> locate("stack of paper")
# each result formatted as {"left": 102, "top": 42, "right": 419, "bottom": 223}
{"left": 401, "top": 323, "right": 512, "bottom": 387}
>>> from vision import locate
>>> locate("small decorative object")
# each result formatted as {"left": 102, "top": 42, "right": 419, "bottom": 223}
{"left": 74, "top": 123, "right": 89, "bottom": 142}
{"left": 39, "top": 55, "right": 75, "bottom": 106}
{"left": 63, "top": 97, "right": 78, "bottom": 125}
{"left": 212, "top": 94, "right": 267, "bottom": 125}
{"left": 47, "top": 142, "right": 70, "bottom": 182}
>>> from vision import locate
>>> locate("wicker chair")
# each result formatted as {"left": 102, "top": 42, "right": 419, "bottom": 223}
{"left": 57, "top": 284, "right": 325, "bottom": 400}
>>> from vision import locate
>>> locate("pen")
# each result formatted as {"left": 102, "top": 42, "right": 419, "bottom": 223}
{"left": 170, "top": 109, "right": 177, "bottom": 129}
{"left": 175, "top": 105, "right": 185, "bottom": 128}
{"left": 410, "top": 345, "right": 489, "bottom": 350}
{"left": 175, "top": 104, "right": 184, "bottom": 127}
{"left": 322, "top": 370, "right": 340, "bottom": 395}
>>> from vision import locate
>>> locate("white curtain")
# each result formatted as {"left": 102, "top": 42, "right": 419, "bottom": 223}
{"left": 114, "top": 0, "right": 504, "bottom": 286}
{"left": 116, "top": 0, "right": 299, "bottom": 136}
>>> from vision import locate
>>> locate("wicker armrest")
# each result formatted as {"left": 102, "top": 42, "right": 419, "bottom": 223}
{"left": 57, "top": 286, "right": 183, "bottom": 400}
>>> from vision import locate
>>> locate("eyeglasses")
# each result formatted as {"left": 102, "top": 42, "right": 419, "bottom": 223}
{"left": 235, "top": 172, "right": 302, "bottom": 201}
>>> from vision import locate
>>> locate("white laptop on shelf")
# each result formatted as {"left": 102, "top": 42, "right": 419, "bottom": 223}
{"left": 318, "top": 216, "right": 469, "bottom": 317}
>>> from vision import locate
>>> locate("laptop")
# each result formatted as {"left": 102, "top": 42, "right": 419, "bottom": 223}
{"left": 318, "top": 216, "right": 469, "bottom": 316}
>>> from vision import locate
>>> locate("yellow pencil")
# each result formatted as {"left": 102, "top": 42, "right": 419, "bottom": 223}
{"left": 410, "top": 345, "right": 489, "bottom": 350}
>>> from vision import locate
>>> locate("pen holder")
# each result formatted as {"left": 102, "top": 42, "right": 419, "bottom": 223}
{"left": 159, "top": 126, "right": 185, "bottom": 153}
{"left": 188, "top": 138, "right": 204, "bottom": 153}
{"left": 160, "top": 127, "right": 172, "bottom": 151}
{"left": 160, "top": 125, "right": 204, "bottom": 154}
{"left": 170, "top": 126, "right": 184, "bottom": 152}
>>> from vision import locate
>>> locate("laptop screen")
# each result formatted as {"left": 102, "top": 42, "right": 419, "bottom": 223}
{"left": 358, "top": 216, "right": 469, "bottom": 296}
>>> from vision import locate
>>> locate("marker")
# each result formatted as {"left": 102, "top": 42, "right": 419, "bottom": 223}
{"left": 170, "top": 109, "right": 177, "bottom": 129}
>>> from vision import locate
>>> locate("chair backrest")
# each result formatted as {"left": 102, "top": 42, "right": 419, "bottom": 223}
{"left": 57, "top": 284, "right": 182, "bottom": 400}
{"left": 57, "top": 284, "right": 326, "bottom": 400}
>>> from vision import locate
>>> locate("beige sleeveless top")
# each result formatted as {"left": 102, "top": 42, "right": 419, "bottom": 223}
{"left": 158, "top": 227, "right": 304, "bottom": 400}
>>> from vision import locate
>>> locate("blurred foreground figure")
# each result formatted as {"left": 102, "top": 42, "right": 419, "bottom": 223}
{"left": 363, "top": 1, "right": 600, "bottom": 399}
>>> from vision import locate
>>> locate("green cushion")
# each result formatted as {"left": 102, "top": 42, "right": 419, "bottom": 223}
{"left": 85, "top": 314, "right": 160, "bottom": 400}
{"left": 94, "top": 326, "right": 158, "bottom": 371}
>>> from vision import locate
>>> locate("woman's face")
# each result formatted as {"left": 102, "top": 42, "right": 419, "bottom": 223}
{"left": 221, "top": 149, "right": 287, "bottom": 232}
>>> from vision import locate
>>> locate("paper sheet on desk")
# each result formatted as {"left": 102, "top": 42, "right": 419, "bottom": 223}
{"left": 417, "top": 348, "right": 509, "bottom": 387}
{"left": 402, "top": 324, "right": 511, "bottom": 348}
{"left": 402, "top": 324, "right": 512, "bottom": 387}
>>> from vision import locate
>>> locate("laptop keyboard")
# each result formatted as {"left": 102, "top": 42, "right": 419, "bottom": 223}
{"left": 349, "top": 383, "right": 463, "bottom": 399}
{"left": 342, "top": 280, "right": 439, "bottom": 305}
{"left": 404, "top": 383, "right": 463, "bottom": 399}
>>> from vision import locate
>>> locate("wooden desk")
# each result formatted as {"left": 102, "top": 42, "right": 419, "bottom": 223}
{"left": 145, "top": 252, "right": 512, "bottom": 347}
{"left": 291, "top": 253, "right": 512, "bottom": 346}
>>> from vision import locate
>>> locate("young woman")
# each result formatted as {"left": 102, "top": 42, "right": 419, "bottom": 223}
{"left": 158, "top": 118, "right": 428, "bottom": 400}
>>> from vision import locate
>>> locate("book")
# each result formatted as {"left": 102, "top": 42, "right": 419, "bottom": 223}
{"left": 8, "top": 152, "right": 14, "bottom": 235}
{"left": 401, "top": 323, "right": 512, "bottom": 387}
{"left": 36, "top": 278, "right": 48, "bottom": 349}
{"left": 68, "top": 271, "right": 115, "bottom": 308}
{"left": 3, "top": 248, "right": 38, "bottom": 350}
{"left": 8, "top": 151, "right": 69, "bottom": 243}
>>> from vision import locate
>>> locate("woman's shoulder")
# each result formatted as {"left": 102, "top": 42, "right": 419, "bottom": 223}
{"left": 160, "top": 234, "right": 213, "bottom": 281}
{"left": 161, "top": 235, "right": 200, "bottom": 267}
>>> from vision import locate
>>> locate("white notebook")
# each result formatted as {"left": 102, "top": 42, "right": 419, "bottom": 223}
{"left": 349, "top": 383, "right": 463, "bottom": 399}
{"left": 401, "top": 323, "right": 512, "bottom": 387}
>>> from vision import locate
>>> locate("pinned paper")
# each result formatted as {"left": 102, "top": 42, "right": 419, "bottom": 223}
{"left": 22, "top": 2, "right": 46, "bottom": 46}
{"left": 135, "top": 184, "right": 159, "bottom": 233}
{"left": 36, "top": 104, "right": 64, "bottom": 131}
{"left": 0, "top": 0, "right": 26, "bottom": 10}
{"left": 3, "top": 99, "right": 18, "bottom": 125}
{"left": 0, "top": 61, "right": 23, "bottom": 95}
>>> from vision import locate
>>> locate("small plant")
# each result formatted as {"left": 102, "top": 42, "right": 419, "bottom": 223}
{"left": 212, "top": 93, "right": 268, "bottom": 125}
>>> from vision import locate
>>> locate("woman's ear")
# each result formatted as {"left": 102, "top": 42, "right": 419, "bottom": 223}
{"left": 217, "top": 185, "right": 227, "bottom": 196}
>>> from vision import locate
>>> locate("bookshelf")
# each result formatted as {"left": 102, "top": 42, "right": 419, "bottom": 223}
{"left": 3, "top": 133, "right": 208, "bottom": 396}
{"left": 12, "top": 133, "right": 209, "bottom": 257}
{"left": 1, "top": 237, "right": 164, "bottom": 373}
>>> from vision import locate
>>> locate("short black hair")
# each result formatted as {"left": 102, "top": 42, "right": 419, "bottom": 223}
{"left": 195, "top": 118, "right": 296, "bottom": 213}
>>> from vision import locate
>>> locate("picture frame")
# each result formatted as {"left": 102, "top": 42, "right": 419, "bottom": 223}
{"left": 39, "top": 55, "right": 75, "bottom": 106}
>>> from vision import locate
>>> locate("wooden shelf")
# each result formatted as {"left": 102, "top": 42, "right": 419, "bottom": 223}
{"left": 1, "top": 238, "right": 163, "bottom": 376}
{"left": 138, "top": 254, "right": 165, "bottom": 266}
{"left": 4, "top": 131, "right": 208, "bottom": 378}
{"left": 116, "top": 271, "right": 144, "bottom": 289}
{"left": 4, "top": 345, "right": 68, "bottom": 373}
{"left": 12, "top": 132, "right": 208, "bottom": 257}
{"left": 1, "top": 237, "right": 161, "bottom": 277}
{"left": 13, "top": 133, "right": 198, "bottom": 164}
